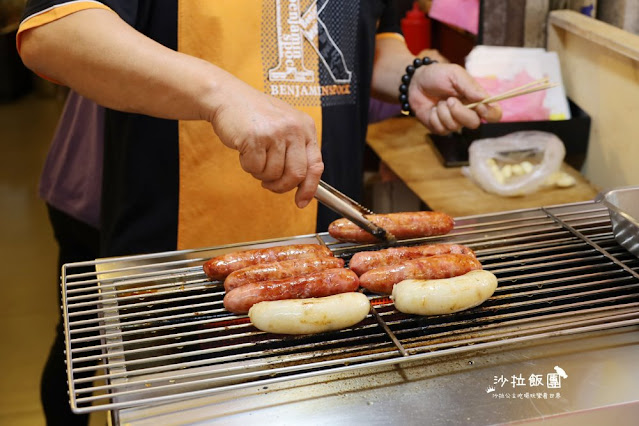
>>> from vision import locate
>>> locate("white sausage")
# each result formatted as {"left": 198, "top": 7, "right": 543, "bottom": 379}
{"left": 391, "top": 270, "right": 498, "bottom": 315}
{"left": 248, "top": 292, "right": 370, "bottom": 335}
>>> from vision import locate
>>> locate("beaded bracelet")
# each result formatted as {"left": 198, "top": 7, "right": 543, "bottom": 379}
{"left": 399, "top": 56, "right": 438, "bottom": 116}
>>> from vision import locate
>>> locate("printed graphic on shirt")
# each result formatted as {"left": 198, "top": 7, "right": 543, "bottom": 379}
{"left": 262, "top": 0, "right": 359, "bottom": 107}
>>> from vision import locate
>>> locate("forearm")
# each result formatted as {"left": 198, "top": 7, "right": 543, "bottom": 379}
{"left": 370, "top": 37, "right": 415, "bottom": 103}
{"left": 19, "top": 8, "right": 231, "bottom": 121}
{"left": 370, "top": 36, "right": 500, "bottom": 134}
{"left": 20, "top": 8, "right": 325, "bottom": 207}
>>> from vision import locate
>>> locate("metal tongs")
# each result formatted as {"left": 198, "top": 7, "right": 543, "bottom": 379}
{"left": 315, "top": 180, "right": 397, "bottom": 245}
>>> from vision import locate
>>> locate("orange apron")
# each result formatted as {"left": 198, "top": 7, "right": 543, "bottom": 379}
{"left": 177, "top": 0, "right": 323, "bottom": 249}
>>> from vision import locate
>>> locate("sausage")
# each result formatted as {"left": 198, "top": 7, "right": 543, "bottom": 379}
{"left": 224, "top": 256, "right": 345, "bottom": 292}
{"left": 203, "top": 244, "right": 333, "bottom": 281}
{"left": 392, "top": 270, "right": 498, "bottom": 315}
{"left": 328, "top": 211, "right": 454, "bottom": 243}
{"left": 249, "top": 293, "right": 370, "bottom": 335}
{"left": 359, "top": 253, "right": 482, "bottom": 294}
{"left": 223, "top": 268, "right": 360, "bottom": 314}
{"left": 349, "top": 243, "right": 475, "bottom": 276}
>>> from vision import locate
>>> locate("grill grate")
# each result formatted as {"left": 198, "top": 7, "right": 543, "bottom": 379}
{"left": 61, "top": 201, "right": 639, "bottom": 413}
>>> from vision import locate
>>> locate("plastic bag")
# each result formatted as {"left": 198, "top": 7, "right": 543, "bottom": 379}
{"left": 461, "top": 131, "right": 566, "bottom": 197}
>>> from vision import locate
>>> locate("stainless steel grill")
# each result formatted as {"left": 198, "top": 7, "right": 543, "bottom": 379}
{"left": 61, "top": 200, "right": 639, "bottom": 414}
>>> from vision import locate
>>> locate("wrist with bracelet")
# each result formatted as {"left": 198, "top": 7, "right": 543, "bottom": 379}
{"left": 399, "top": 56, "right": 438, "bottom": 116}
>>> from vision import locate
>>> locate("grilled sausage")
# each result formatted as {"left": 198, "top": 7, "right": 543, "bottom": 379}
{"left": 392, "top": 270, "right": 498, "bottom": 315}
{"left": 224, "top": 256, "right": 345, "bottom": 292}
{"left": 328, "top": 211, "right": 454, "bottom": 243}
{"left": 349, "top": 243, "right": 475, "bottom": 276}
{"left": 223, "top": 268, "right": 360, "bottom": 314}
{"left": 249, "top": 292, "right": 371, "bottom": 335}
{"left": 359, "top": 253, "right": 482, "bottom": 294}
{"left": 203, "top": 244, "right": 333, "bottom": 281}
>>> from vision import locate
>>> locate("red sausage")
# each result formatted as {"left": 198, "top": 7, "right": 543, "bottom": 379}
{"left": 223, "top": 268, "right": 360, "bottom": 314}
{"left": 203, "top": 244, "right": 333, "bottom": 281}
{"left": 328, "top": 211, "right": 454, "bottom": 243}
{"left": 359, "top": 253, "right": 482, "bottom": 294}
{"left": 349, "top": 243, "right": 475, "bottom": 276}
{"left": 224, "top": 256, "right": 345, "bottom": 292}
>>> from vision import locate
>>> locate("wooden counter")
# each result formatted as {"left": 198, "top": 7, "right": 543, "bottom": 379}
{"left": 366, "top": 116, "right": 599, "bottom": 218}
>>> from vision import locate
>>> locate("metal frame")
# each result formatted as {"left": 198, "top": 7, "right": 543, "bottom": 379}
{"left": 61, "top": 200, "right": 639, "bottom": 413}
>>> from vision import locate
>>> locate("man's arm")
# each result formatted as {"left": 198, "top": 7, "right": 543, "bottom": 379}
{"left": 19, "top": 9, "right": 323, "bottom": 207}
{"left": 371, "top": 36, "right": 501, "bottom": 134}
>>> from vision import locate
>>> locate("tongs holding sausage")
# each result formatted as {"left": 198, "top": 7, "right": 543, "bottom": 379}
{"left": 314, "top": 180, "right": 397, "bottom": 245}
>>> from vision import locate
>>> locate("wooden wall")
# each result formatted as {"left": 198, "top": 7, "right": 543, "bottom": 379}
{"left": 480, "top": 0, "right": 527, "bottom": 46}
{"left": 481, "top": 0, "right": 596, "bottom": 47}
{"left": 547, "top": 10, "right": 639, "bottom": 188}
{"left": 597, "top": 0, "right": 639, "bottom": 35}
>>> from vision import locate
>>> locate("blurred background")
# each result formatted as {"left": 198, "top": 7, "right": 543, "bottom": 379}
{"left": 1, "top": 0, "right": 638, "bottom": 424}
{"left": 2, "top": 1, "right": 83, "bottom": 424}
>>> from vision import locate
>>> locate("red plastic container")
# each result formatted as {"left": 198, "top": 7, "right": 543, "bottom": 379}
{"left": 401, "top": 2, "right": 431, "bottom": 55}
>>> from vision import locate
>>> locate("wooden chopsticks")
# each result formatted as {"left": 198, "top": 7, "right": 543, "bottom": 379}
{"left": 466, "top": 77, "right": 559, "bottom": 109}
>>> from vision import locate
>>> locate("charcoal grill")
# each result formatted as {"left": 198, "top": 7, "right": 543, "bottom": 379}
{"left": 61, "top": 200, "right": 639, "bottom": 424}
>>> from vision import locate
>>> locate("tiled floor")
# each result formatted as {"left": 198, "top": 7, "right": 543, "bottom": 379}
{"left": 0, "top": 90, "right": 106, "bottom": 425}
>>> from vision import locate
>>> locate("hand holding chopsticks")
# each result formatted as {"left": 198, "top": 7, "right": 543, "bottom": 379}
{"left": 466, "top": 77, "right": 559, "bottom": 109}
{"left": 402, "top": 61, "right": 503, "bottom": 134}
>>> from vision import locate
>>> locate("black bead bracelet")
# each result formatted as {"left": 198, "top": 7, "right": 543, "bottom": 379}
{"left": 399, "top": 56, "right": 438, "bottom": 116}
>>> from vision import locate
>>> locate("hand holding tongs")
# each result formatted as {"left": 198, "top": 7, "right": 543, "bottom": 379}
{"left": 314, "top": 180, "right": 397, "bottom": 245}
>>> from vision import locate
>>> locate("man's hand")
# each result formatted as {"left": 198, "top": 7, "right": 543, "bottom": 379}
{"left": 409, "top": 63, "right": 502, "bottom": 135}
{"left": 209, "top": 82, "right": 324, "bottom": 209}
{"left": 19, "top": 8, "right": 324, "bottom": 209}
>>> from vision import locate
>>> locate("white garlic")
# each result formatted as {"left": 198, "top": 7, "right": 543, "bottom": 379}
{"left": 521, "top": 161, "right": 534, "bottom": 174}
{"left": 512, "top": 164, "right": 525, "bottom": 176}
{"left": 501, "top": 164, "right": 513, "bottom": 179}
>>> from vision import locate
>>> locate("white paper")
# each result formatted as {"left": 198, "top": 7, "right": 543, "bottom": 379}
{"left": 465, "top": 46, "right": 571, "bottom": 121}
